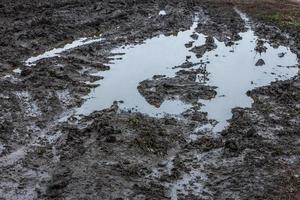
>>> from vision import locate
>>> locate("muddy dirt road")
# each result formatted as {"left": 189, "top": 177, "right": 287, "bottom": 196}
{"left": 0, "top": 0, "right": 299, "bottom": 199}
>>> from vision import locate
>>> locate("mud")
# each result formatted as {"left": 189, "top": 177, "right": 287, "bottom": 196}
{"left": 46, "top": 106, "right": 195, "bottom": 199}
{"left": 0, "top": 0, "right": 299, "bottom": 199}
{"left": 189, "top": 36, "right": 217, "bottom": 58}
{"left": 138, "top": 65, "right": 216, "bottom": 107}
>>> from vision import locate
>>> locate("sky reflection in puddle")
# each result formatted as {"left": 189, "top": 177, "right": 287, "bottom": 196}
{"left": 74, "top": 12, "right": 298, "bottom": 132}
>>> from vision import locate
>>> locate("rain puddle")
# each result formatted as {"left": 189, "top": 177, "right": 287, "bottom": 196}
{"left": 76, "top": 19, "right": 201, "bottom": 116}
{"left": 22, "top": 11, "right": 298, "bottom": 132}
{"left": 159, "top": 10, "right": 167, "bottom": 16}
{"left": 77, "top": 11, "right": 298, "bottom": 132}
{"left": 199, "top": 11, "right": 298, "bottom": 131}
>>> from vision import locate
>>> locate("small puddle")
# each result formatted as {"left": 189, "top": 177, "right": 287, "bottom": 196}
{"left": 25, "top": 36, "right": 102, "bottom": 66}
{"left": 159, "top": 10, "right": 167, "bottom": 16}
{"left": 77, "top": 11, "right": 298, "bottom": 132}
{"left": 199, "top": 11, "right": 298, "bottom": 131}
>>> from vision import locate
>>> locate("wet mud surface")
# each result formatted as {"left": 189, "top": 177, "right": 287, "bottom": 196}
{"left": 0, "top": 0, "right": 299, "bottom": 199}
{"left": 138, "top": 65, "right": 217, "bottom": 107}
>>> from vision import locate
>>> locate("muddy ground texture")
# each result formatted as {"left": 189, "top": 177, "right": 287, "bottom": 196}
{"left": 0, "top": 0, "right": 299, "bottom": 199}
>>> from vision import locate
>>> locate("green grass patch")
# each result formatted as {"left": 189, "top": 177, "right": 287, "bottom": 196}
{"left": 265, "top": 12, "right": 300, "bottom": 27}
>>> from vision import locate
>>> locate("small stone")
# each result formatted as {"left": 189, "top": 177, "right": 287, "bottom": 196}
{"left": 278, "top": 52, "right": 286, "bottom": 58}
{"left": 20, "top": 68, "right": 32, "bottom": 76}
{"left": 158, "top": 160, "right": 168, "bottom": 167}
{"left": 190, "top": 33, "right": 199, "bottom": 40}
{"left": 255, "top": 59, "right": 265, "bottom": 66}
{"left": 185, "top": 41, "right": 194, "bottom": 48}
{"left": 225, "top": 40, "right": 234, "bottom": 46}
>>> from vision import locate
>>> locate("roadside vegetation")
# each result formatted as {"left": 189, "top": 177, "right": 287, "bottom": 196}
{"left": 237, "top": 0, "right": 299, "bottom": 27}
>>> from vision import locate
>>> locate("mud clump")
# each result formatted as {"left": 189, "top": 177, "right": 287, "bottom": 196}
{"left": 138, "top": 64, "right": 216, "bottom": 107}
{"left": 172, "top": 61, "right": 200, "bottom": 69}
{"left": 190, "top": 36, "right": 217, "bottom": 58}
{"left": 195, "top": 2, "right": 246, "bottom": 43}
{"left": 189, "top": 135, "right": 223, "bottom": 152}
{"left": 255, "top": 39, "right": 268, "bottom": 53}
{"left": 214, "top": 77, "right": 300, "bottom": 199}
{"left": 45, "top": 106, "right": 194, "bottom": 199}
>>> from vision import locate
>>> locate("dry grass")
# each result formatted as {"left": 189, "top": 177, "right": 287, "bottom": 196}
{"left": 235, "top": 0, "right": 300, "bottom": 28}
{"left": 196, "top": 0, "right": 300, "bottom": 28}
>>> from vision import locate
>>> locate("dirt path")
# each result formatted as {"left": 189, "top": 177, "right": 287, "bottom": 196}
{"left": 0, "top": 0, "right": 299, "bottom": 199}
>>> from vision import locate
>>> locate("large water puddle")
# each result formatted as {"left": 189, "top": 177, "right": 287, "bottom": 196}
{"left": 22, "top": 11, "right": 297, "bottom": 132}
{"left": 76, "top": 11, "right": 298, "bottom": 132}
{"left": 76, "top": 18, "right": 201, "bottom": 116}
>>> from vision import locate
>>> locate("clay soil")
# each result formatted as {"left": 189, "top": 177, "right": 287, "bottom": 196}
{"left": 0, "top": 0, "right": 299, "bottom": 199}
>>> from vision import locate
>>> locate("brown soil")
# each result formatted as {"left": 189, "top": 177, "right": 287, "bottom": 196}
{"left": 0, "top": 0, "right": 299, "bottom": 199}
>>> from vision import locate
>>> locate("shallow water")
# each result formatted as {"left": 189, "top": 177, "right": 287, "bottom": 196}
{"left": 159, "top": 10, "right": 167, "bottom": 16}
{"left": 77, "top": 12, "right": 298, "bottom": 132}
{"left": 25, "top": 36, "right": 102, "bottom": 66}
{"left": 76, "top": 19, "right": 201, "bottom": 116}
{"left": 199, "top": 11, "right": 298, "bottom": 132}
